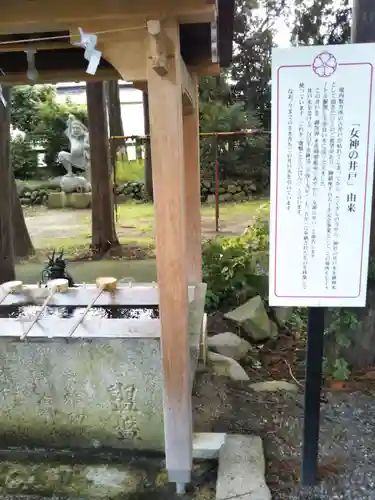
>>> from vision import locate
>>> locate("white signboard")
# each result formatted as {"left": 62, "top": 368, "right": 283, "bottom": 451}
{"left": 269, "top": 44, "right": 375, "bottom": 307}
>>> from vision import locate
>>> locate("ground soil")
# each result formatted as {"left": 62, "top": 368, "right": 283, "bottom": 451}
{"left": 195, "top": 313, "right": 375, "bottom": 499}
{"left": 19, "top": 204, "right": 375, "bottom": 498}
{"left": 24, "top": 206, "right": 252, "bottom": 245}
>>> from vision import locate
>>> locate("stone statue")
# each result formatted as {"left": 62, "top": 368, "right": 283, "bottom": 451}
{"left": 58, "top": 115, "right": 91, "bottom": 181}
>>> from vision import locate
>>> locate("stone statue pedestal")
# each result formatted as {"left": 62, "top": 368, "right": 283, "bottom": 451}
{"left": 47, "top": 192, "right": 91, "bottom": 209}
{"left": 60, "top": 174, "right": 91, "bottom": 194}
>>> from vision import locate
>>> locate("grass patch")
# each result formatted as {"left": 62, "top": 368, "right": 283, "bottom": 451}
{"left": 114, "top": 199, "right": 269, "bottom": 226}
{"left": 114, "top": 159, "right": 144, "bottom": 182}
{"left": 201, "top": 199, "right": 270, "bottom": 220}
{"left": 16, "top": 179, "right": 51, "bottom": 190}
{"left": 16, "top": 259, "right": 157, "bottom": 284}
{"left": 30, "top": 235, "right": 155, "bottom": 261}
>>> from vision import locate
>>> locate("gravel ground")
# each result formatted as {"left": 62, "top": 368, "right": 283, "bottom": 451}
{"left": 193, "top": 371, "right": 375, "bottom": 499}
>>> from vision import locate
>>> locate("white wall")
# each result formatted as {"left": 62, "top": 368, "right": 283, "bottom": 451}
{"left": 55, "top": 82, "right": 145, "bottom": 137}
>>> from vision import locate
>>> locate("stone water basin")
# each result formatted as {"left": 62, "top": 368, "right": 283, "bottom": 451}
{"left": 0, "top": 284, "right": 206, "bottom": 455}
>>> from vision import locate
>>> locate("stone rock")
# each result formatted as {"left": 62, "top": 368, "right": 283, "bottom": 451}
{"left": 233, "top": 192, "right": 245, "bottom": 201}
{"left": 250, "top": 380, "right": 299, "bottom": 393}
{"left": 193, "top": 432, "right": 226, "bottom": 460}
{"left": 116, "top": 194, "right": 132, "bottom": 204}
{"left": 216, "top": 435, "right": 271, "bottom": 500}
{"left": 48, "top": 176, "right": 63, "bottom": 188}
{"left": 228, "top": 184, "right": 238, "bottom": 194}
{"left": 47, "top": 192, "right": 65, "bottom": 209}
{"left": 208, "top": 351, "right": 249, "bottom": 381}
{"left": 207, "top": 332, "right": 252, "bottom": 361}
{"left": 206, "top": 194, "right": 216, "bottom": 204}
{"left": 274, "top": 307, "right": 294, "bottom": 326}
{"left": 60, "top": 174, "right": 91, "bottom": 194}
{"left": 219, "top": 193, "right": 233, "bottom": 202}
{"left": 224, "top": 295, "right": 276, "bottom": 342}
{"left": 0, "top": 460, "right": 147, "bottom": 498}
{"left": 69, "top": 192, "right": 92, "bottom": 209}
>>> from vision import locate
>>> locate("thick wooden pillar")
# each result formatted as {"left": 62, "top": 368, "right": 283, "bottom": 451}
{"left": 147, "top": 19, "right": 192, "bottom": 487}
{"left": 183, "top": 75, "right": 202, "bottom": 283}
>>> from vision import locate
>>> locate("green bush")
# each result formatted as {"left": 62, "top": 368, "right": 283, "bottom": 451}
{"left": 202, "top": 217, "right": 269, "bottom": 312}
{"left": 10, "top": 86, "right": 88, "bottom": 178}
{"left": 11, "top": 135, "right": 38, "bottom": 179}
{"left": 114, "top": 159, "right": 144, "bottom": 183}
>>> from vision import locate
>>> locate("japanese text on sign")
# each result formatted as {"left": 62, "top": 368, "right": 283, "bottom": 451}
{"left": 269, "top": 44, "right": 375, "bottom": 307}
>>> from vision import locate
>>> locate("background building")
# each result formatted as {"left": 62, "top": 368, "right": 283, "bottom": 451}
{"left": 55, "top": 81, "right": 145, "bottom": 137}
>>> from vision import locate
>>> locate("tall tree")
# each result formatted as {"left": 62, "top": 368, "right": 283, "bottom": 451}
{"left": 291, "top": 0, "right": 351, "bottom": 45}
{"left": 12, "top": 171, "right": 34, "bottom": 258}
{"left": 0, "top": 86, "right": 15, "bottom": 283}
{"left": 231, "top": 0, "right": 287, "bottom": 131}
{"left": 105, "top": 80, "right": 124, "bottom": 172}
{"left": 143, "top": 92, "right": 153, "bottom": 199}
{"left": 86, "top": 81, "right": 119, "bottom": 253}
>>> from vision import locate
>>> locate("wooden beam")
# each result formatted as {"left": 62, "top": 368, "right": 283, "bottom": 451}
{"left": 147, "top": 18, "right": 192, "bottom": 489}
{"left": 181, "top": 59, "right": 196, "bottom": 114}
{"left": 189, "top": 62, "right": 220, "bottom": 76}
{"left": 132, "top": 81, "right": 148, "bottom": 93}
{"left": 183, "top": 74, "right": 202, "bottom": 283}
{"left": 0, "top": 41, "right": 74, "bottom": 53}
{"left": 100, "top": 39, "right": 147, "bottom": 82}
{"left": 0, "top": 0, "right": 216, "bottom": 34}
{"left": 147, "top": 20, "right": 171, "bottom": 77}
{"left": 0, "top": 68, "right": 120, "bottom": 84}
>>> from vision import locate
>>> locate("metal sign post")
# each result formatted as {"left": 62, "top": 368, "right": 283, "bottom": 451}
{"left": 301, "top": 307, "right": 325, "bottom": 485}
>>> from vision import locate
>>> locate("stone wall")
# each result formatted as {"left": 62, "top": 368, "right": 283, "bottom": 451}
{"left": 18, "top": 179, "right": 258, "bottom": 207}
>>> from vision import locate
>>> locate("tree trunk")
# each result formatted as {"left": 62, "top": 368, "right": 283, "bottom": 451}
{"left": 143, "top": 92, "right": 153, "bottom": 199}
{"left": 105, "top": 80, "right": 124, "bottom": 173}
{"left": 87, "top": 81, "right": 119, "bottom": 253}
{"left": 12, "top": 172, "right": 34, "bottom": 258}
{"left": 0, "top": 86, "right": 15, "bottom": 283}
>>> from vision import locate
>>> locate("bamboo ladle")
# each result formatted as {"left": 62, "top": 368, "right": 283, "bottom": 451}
{"left": 67, "top": 277, "right": 117, "bottom": 338}
{"left": 20, "top": 278, "right": 70, "bottom": 340}
{"left": 0, "top": 280, "right": 24, "bottom": 305}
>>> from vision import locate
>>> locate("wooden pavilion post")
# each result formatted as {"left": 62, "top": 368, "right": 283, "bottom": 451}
{"left": 146, "top": 18, "right": 192, "bottom": 490}
{"left": 183, "top": 75, "right": 203, "bottom": 283}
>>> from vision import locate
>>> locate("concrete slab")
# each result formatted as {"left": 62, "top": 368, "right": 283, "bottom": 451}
{"left": 192, "top": 432, "right": 226, "bottom": 459}
{"left": 216, "top": 435, "right": 271, "bottom": 500}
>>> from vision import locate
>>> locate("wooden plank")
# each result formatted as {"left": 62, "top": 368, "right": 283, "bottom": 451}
{"left": 0, "top": 285, "right": 196, "bottom": 306}
{"left": 100, "top": 40, "right": 147, "bottom": 82}
{"left": 0, "top": 0, "right": 216, "bottom": 34}
{"left": 0, "top": 318, "right": 160, "bottom": 338}
{"left": 183, "top": 73, "right": 202, "bottom": 283}
{"left": 181, "top": 58, "right": 196, "bottom": 113}
{"left": 147, "top": 18, "right": 192, "bottom": 487}
{"left": 0, "top": 68, "right": 120, "bottom": 84}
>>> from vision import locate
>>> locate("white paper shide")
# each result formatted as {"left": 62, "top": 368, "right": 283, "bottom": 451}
{"left": 269, "top": 44, "right": 375, "bottom": 307}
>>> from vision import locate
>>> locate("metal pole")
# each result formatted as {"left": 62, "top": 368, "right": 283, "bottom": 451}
{"left": 301, "top": 307, "right": 325, "bottom": 486}
{"left": 215, "top": 136, "right": 219, "bottom": 233}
